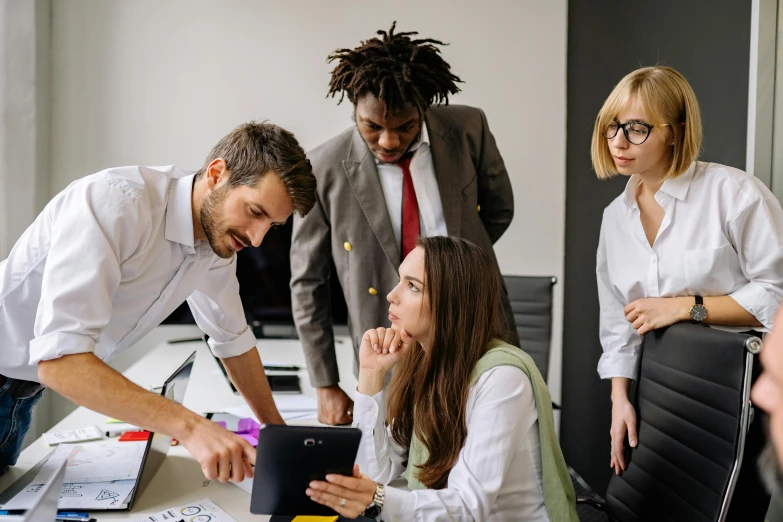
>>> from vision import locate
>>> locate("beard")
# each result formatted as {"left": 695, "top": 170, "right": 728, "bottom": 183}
{"left": 758, "top": 425, "right": 783, "bottom": 495}
{"left": 200, "top": 186, "right": 249, "bottom": 259}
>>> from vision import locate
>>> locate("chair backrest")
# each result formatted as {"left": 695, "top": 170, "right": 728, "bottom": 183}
{"left": 502, "top": 275, "right": 556, "bottom": 381}
{"left": 604, "top": 323, "right": 759, "bottom": 522}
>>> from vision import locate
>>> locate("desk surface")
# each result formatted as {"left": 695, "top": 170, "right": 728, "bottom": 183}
{"left": 0, "top": 336, "right": 358, "bottom": 521}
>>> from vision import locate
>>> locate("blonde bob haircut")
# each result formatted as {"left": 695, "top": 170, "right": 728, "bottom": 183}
{"left": 591, "top": 66, "right": 702, "bottom": 180}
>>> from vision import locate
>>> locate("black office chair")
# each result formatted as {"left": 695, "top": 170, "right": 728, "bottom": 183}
{"left": 573, "top": 322, "right": 761, "bottom": 522}
{"left": 503, "top": 275, "right": 557, "bottom": 383}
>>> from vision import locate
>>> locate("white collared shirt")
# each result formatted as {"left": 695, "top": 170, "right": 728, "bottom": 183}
{"left": 597, "top": 161, "right": 783, "bottom": 380}
{"left": 375, "top": 121, "right": 448, "bottom": 247}
{"left": 354, "top": 366, "right": 548, "bottom": 522}
{"left": 0, "top": 165, "right": 256, "bottom": 382}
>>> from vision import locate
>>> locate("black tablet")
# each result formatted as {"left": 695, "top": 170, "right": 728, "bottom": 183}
{"left": 249, "top": 424, "right": 363, "bottom": 516}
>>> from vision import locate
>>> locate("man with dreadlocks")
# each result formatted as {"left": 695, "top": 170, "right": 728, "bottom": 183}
{"left": 290, "top": 23, "right": 518, "bottom": 425}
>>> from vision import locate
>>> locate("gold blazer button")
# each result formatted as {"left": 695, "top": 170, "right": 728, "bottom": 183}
{"left": 368, "top": 287, "right": 378, "bottom": 296}
{"left": 344, "top": 242, "right": 352, "bottom": 251}
{"left": 477, "top": 205, "right": 481, "bottom": 212}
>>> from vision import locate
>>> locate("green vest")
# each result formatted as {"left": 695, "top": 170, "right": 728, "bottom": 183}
{"left": 404, "top": 340, "right": 578, "bottom": 522}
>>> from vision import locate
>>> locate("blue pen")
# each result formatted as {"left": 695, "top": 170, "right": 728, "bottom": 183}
{"left": 57, "top": 512, "right": 88, "bottom": 517}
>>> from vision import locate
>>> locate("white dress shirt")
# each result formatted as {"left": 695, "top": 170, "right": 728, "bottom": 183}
{"left": 375, "top": 121, "right": 449, "bottom": 246}
{"left": 0, "top": 165, "right": 256, "bottom": 382}
{"left": 353, "top": 366, "right": 549, "bottom": 522}
{"left": 597, "top": 161, "right": 783, "bottom": 380}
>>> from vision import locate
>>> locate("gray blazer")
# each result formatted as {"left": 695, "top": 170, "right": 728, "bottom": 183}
{"left": 290, "top": 104, "right": 517, "bottom": 388}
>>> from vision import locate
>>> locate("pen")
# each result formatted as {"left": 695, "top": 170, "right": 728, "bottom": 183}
{"left": 105, "top": 427, "right": 143, "bottom": 437}
{"left": 57, "top": 513, "right": 90, "bottom": 521}
{"left": 265, "top": 365, "right": 301, "bottom": 371}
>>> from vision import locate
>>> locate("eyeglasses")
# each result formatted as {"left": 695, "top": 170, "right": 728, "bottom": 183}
{"left": 603, "top": 119, "right": 670, "bottom": 145}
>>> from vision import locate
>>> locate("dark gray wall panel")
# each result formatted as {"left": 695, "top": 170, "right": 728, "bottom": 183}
{"left": 562, "top": 0, "right": 751, "bottom": 495}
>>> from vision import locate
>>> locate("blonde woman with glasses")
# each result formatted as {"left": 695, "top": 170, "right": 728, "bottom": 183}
{"left": 593, "top": 66, "right": 783, "bottom": 520}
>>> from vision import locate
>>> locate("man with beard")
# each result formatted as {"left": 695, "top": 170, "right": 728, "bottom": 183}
{"left": 290, "top": 23, "right": 519, "bottom": 426}
{"left": 752, "top": 306, "right": 783, "bottom": 495}
{"left": 0, "top": 122, "right": 316, "bottom": 483}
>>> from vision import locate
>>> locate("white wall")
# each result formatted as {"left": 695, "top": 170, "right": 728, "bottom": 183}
{"left": 1, "top": 0, "right": 52, "bottom": 448}
{"left": 50, "top": 0, "right": 568, "bottom": 401}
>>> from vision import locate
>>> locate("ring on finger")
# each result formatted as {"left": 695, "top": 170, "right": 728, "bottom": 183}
{"left": 340, "top": 497, "right": 347, "bottom": 508}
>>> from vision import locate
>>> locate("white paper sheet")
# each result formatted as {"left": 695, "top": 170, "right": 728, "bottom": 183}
{"left": 223, "top": 395, "right": 318, "bottom": 423}
{"left": 133, "top": 498, "right": 237, "bottom": 522}
{"left": 5, "top": 475, "right": 136, "bottom": 511}
{"left": 63, "top": 440, "right": 146, "bottom": 483}
{"left": 56, "top": 480, "right": 137, "bottom": 509}
{"left": 3, "top": 446, "right": 137, "bottom": 510}
{"left": 43, "top": 425, "right": 104, "bottom": 446}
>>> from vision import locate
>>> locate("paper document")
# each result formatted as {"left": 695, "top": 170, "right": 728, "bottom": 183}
{"left": 64, "top": 440, "right": 146, "bottom": 483}
{"left": 223, "top": 394, "right": 318, "bottom": 423}
{"left": 56, "top": 480, "right": 136, "bottom": 509}
{"left": 43, "top": 426, "right": 104, "bottom": 446}
{"left": 2, "top": 444, "right": 139, "bottom": 510}
{"left": 134, "top": 498, "right": 237, "bottom": 522}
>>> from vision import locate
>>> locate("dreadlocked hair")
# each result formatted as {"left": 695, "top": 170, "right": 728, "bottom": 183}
{"left": 327, "top": 21, "right": 462, "bottom": 117}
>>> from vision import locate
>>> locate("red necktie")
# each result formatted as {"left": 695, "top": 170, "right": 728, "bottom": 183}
{"left": 398, "top": 154, "right": 420, "bottom": 261}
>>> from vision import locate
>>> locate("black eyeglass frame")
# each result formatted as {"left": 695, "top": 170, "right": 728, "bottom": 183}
{"left": 603, "top": 118, "right": 670, "bottom": 145}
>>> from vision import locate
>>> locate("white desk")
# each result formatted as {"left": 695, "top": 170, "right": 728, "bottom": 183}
{"left": 0, "top": 336, "right": 358, "bottom": 521}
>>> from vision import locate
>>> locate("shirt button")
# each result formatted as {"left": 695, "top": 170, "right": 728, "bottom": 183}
{"left": 344, "top": 242, "right": 352, "bottom": 251}
{"left": 652, "top": 258, "right": 657, "bottom": 264}
{"left": 368, "top": 287, "right": 378, "bottom": 296}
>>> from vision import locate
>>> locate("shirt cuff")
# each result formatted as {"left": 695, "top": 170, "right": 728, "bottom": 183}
{"left": 730, "top": 281, "right": 779, "bottom": 329}
{"left": 353, "top": 389, "right": 385, "bottom": 431}
{"left": 207, "top": 326, "right": 257, "bottom": 358}
{"left": 29, "top": 332, "right": 97, "bottom": 366}
{"left": 597, "top": 351, "right": 640, "bottom": 380}
{"left": 380, "top": 485, "right": 414, "bottom": 522}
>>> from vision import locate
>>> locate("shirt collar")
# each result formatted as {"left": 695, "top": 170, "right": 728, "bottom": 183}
{"left": 374, "top": 120, "right": 431, "bottom": 165}
{"left": 659, "top": 161, "right": 696, "bottom": 201}
{"left": 165, "top": 173, "right": 196, "bottom": 247}
{"left": 622, "top": 161, "right": 696, "bottom": 211}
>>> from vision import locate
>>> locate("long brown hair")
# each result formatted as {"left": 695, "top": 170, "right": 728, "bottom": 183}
{"left": 386, "top": 236, "right": 504, "bottom": 489}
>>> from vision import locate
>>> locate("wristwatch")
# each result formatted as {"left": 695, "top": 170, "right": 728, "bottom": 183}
{"left": 689, "top": 295, "right": 707, "bottom": 322}
{"left": 363, "top": 482, "right": 385, "bottom": 519}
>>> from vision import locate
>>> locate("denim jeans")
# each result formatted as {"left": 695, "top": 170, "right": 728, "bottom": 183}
{"left": 0, "top": 378, "right": 44, "bottom": 476}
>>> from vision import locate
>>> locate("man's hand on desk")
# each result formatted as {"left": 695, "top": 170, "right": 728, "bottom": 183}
{"left": 317, "top": 385, "right": 354, "bottom": 426}
{"left": 179, "top": 416, "right": 256, "bottom": 483}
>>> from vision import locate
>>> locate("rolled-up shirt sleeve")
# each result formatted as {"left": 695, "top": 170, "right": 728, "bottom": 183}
{"left": 187, "top": 254, "right": 256, "bottom": 358}
{"left": 727, "top": 194, "right": 783, "bottom": 329}
{"left": 29, "top": 177, "right": 145, "bottom": 365}
{"left": 596, "top": 218, "right": 642, "bottom": 380}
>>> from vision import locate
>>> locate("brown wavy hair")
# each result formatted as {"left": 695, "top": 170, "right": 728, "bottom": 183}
{"left": 386, "top": 236, "right": 504, "bottom": 489}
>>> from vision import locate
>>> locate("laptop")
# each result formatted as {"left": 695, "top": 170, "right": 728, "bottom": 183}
{"left": 0, "top": 351, "right": 196, "bottom": 512}
{"left": 131, "top": 350, "right": 196, "bottom": 508}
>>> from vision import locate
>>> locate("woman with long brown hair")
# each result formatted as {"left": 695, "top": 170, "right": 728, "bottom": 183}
{"left": 305, "top": 236, "right": 576, "bottom": 521}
